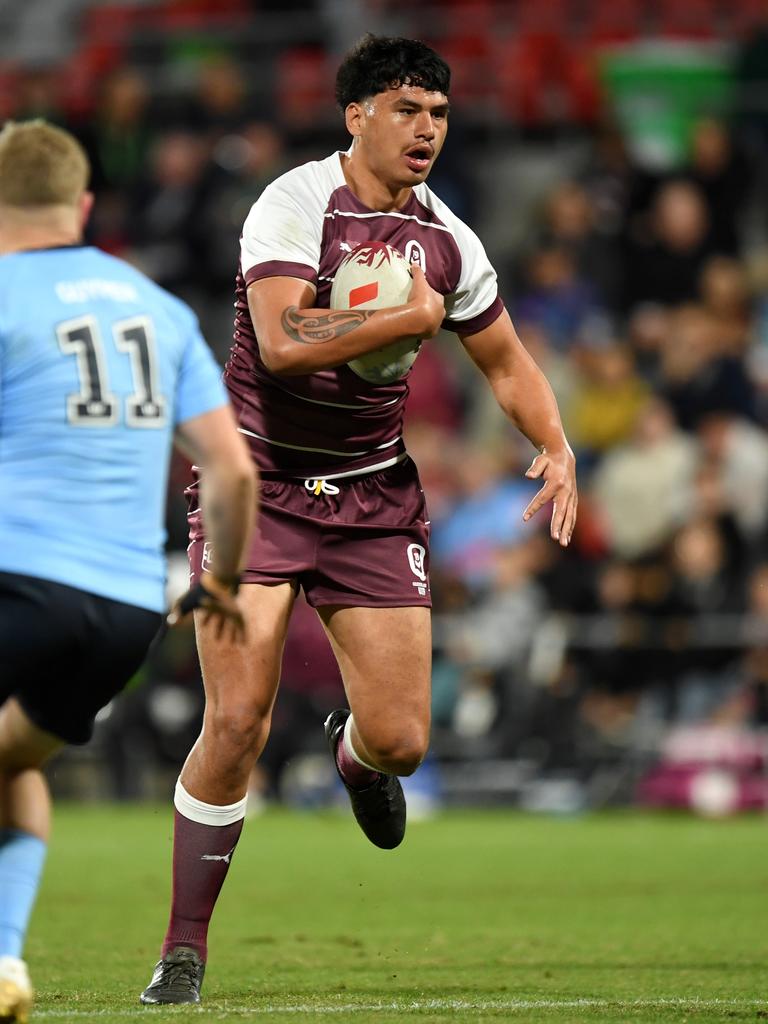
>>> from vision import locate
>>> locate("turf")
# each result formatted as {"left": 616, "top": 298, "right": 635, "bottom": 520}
{"left": 27, "top": 805, "right": 768, "bottom": 1022}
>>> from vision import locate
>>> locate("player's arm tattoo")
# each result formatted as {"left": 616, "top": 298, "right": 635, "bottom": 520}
{"left": 281, "top": 305, "right": 374, "bottom": 345}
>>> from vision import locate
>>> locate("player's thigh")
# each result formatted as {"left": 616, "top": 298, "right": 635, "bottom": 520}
{"left": 0, "top": 698, "right": 63, "bottom": 770}
{"left": 194, "top": 580, "right": 296, "bottom": 720}
{"left": 318, "top": 604, "right": 432, "bottom": 735}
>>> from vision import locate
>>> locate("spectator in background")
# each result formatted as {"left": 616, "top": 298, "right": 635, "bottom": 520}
{"left": 592, "top": 397, "right": 699, "bottom": 559}
{"left": 441, "top": 535, "right": 550, "bottom": 676}
{"left": 666, "top": 517, "right": 746, "bottom": 722}
{"left": 205, "top": 120, "right": 290, "bottom": 297}
{"left": 431, "top": 443, "right": 537, "bottom": 590}
{"left": 626, "top": 302, "right": 672, "bottom": 388}
{"left": 12, "top": 67, "right": 66, "bottom": 125}
{"left": 699, "top": 255, "right": 752, "bottom": 357}
{"left": 743, "top": 563, "right": 768, "bottom": 726}
{"left": 696, "top": 413, "right": 768, "bottom": 542}
{"left": 578, "top": 119, "right": 638, "bottom": 243}
{"left": 566, "top": 340, "right": 649, "bottom": 461}
{"left": 687, "top": 117, "right": 751, "bottom": 256}
{"left": 660, "top": 304, "right": 757, "bottom": 430}
{"left": 572, "top": 556, "right": 678, "bottom": 732}
{"left": 79, "top": 67, "right": 155, "bottom": 253}
{"left": 126, "top": 130, "right": 216, "bottom": 301}
{"left": 734, "top": 21, "right": 768, "bottom": 155}
{"left": 435, "top": 535, "right": 551, "bottom": 755}
{"left": 539, "top": 180, "right": 620, "bottom": 311}
{"left": 515, "top": 244, "right": 602, "bottom": 351}
{"left": 625, "top": 180, "right": 715, "bottom": 310}
{"left": 83, "top": 67, "right": 154, "bottom": 195}
{"left": 192, "top": 56, "right": 255, "bottom": 142}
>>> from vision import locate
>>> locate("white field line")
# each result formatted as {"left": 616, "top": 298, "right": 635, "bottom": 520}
{"left": 31, "top": 995, "right": 768, "bottom": 1017}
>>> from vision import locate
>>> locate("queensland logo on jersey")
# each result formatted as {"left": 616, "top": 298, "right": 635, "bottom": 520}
{"left": 407, "top": 543, "right": 428, "bottom": 597}
{"left": 404, "top": 240, "right": 426, "bottom": 272}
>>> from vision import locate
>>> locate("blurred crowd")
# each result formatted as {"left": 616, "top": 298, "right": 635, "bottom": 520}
{"left": 14, "top": 0, "right": 768, "bottom": 810}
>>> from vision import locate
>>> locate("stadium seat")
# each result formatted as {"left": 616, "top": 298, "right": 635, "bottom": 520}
{"left": 652, "top": 0, "right": 718, "bottom": 40}
{"left": 580, "top": 0, "right": 645, "bottom": 46}
{"left": 276, "top": 47, "right": 334, "bottom": 129}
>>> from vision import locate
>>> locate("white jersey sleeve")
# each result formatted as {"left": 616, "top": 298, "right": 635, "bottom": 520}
{"left": 443, "top": 216, "right": 499, "bottom": 325}
{"left": 241, "top": 166, "right": 326, "bottom": 283}
{"left": 412, "top": 183, "right": 502, "bottom": 332}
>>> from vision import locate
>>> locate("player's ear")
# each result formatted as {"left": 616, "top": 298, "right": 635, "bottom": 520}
{"left": 345, "top": 102, "right": 364, "bottom": 138}
{"left": 79, "top": 191, "right": 94, "bottom": 231}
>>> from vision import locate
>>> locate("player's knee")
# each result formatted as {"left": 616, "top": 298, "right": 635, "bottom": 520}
{"left": 204, "top": 703, "right": 270, "bottom": 762}
{"left": 366, "top": 730, "right": 428, "bottom": 777}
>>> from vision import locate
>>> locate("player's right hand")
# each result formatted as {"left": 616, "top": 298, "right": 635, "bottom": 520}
{"left": 168, "top": 575, "right": 246, "bottom": 643}
{"left": 407, "top": 265, "right": 445, "bottom": 338}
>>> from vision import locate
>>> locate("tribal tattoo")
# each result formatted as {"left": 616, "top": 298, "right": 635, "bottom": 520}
{"left": 281, "top": 306, "right": 374, "bottom": 345}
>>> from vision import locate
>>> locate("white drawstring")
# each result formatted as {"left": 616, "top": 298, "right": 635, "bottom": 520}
{"left": 304, "top": 478, "right": 340, "bottom": 496}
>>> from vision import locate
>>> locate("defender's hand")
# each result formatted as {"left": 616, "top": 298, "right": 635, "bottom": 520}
{"left": 523, "top": 446, "right": 578, "bottom": 547}
{"left": 407, "top": 265, "right": 445, "bottom": 338}
{"left": 168, "top": 575, "right": 246, "bottom": 643}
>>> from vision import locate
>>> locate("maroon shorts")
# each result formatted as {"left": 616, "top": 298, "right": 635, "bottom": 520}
{"left": 187, "top": 457, "right": 431, "bottom": 608}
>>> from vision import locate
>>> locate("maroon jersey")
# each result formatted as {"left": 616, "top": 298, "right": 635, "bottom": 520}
{"left": 227, "top": 150, "right": 503, "bottom": 479}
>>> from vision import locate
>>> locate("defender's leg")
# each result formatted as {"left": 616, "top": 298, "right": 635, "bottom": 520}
{"left": 0, "top": 700, "right": 63, "bottom": 1024}
{"left": 141, "top": 582, "right": 295, "bottom": 1006}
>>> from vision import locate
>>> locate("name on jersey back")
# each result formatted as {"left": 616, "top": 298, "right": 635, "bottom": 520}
{"left": 55, "top": 279, "right": 139, "bottom": 304}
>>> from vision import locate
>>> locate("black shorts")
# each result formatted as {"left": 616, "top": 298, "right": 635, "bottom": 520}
{"left": 0, "top": 571, "right": 162, "bottom": 745}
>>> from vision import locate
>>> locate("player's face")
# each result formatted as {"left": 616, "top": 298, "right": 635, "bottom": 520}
{"left": 352, "top": 86, "right": 449, "bottom": 189}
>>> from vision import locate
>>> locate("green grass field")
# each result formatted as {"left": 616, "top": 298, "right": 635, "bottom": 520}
{"left": 26, "top": 805, "right": 768, "bottom": 1023}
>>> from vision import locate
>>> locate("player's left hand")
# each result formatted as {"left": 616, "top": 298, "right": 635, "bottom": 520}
{"left": 522, "top": 445, "right": 577, "bottom": 547}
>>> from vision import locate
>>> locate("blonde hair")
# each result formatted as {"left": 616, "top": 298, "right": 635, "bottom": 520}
{"left": 0, "top": 119, "right": 89, "bottom": 207}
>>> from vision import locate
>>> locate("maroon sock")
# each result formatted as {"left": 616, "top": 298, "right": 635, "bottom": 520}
{"left": 160, "top": 810, "right": 244, "bottom": 961}
{"left": 336, "top": 733, "right": 380, "bottom": 790}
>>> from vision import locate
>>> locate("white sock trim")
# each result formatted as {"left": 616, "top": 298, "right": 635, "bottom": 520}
{"left": 343, "top": 714, "right": 380, "bottom": 772}
{"left": 174, "top": 779, "right": 247, "bottom": 827}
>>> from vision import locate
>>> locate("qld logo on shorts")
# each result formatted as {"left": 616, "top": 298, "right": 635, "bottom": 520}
{"left": 407, "top": 543, "right": 428, "bottom": 597}
{"left": 201, "top": 542, "right": 213, "bottom": 573}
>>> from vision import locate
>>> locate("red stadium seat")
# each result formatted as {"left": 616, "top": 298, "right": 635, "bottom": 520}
{"left": 653, "top": 0, "right": 718, "bottom": 40}
{"left": 494, "top": 28, "right": 603, "bottom": 126}
{"left": 276, "top": 47, "right": 334, "bottom": 129}
{"left": 0, "top": 66, "right": 18, "bottom": 121}
{"left": 581, "top": 0, "right": 645, "bottom": 46}
{"left": 724, "top": 0, "right": 768, "bottom": 38}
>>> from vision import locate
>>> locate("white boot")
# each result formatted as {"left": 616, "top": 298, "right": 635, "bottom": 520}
{"left": 0, "top": 956, "right": 32, "bottom": 1023}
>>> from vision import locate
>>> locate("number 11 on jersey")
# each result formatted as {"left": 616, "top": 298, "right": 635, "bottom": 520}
{"left": 56, "top": 314, "right": 167, "bottom": 428}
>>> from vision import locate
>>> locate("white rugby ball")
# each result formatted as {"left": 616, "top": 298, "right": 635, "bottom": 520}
{"left": 330, "top": 242, "right": 422, "bottom": 384}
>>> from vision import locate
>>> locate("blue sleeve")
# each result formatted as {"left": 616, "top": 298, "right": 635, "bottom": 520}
{"left": 175, "top": 319, "right": 229, "bottom": 426}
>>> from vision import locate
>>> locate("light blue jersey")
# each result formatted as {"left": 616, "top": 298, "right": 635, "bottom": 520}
{"left": 0, "top": 245, "right": 228, "bottom": 612}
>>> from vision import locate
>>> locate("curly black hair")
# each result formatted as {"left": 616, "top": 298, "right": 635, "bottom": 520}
{"left": 335, "top": 34, "right": 450, "bottom": 110}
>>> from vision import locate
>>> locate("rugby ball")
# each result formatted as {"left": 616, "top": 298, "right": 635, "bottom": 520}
{"left": 330, "top": 242, "right": 422, "bottom": 384}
